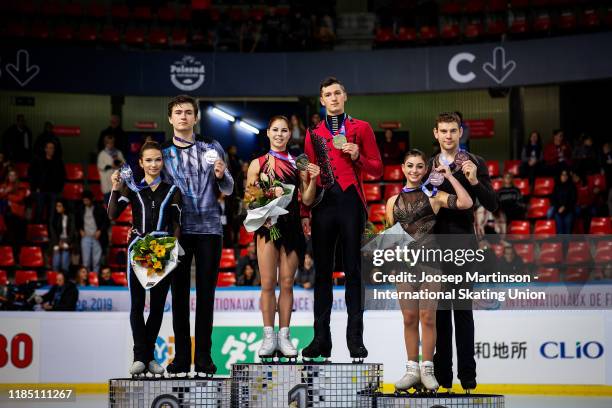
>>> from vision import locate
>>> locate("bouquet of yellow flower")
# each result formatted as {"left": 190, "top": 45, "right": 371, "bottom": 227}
{"left": 130, "top": 234, "right": 182, "bottom": 289}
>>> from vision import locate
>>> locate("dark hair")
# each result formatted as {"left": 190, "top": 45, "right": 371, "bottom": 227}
{"left": 82, "top": 190, "right": 94, "bottom": 200}
{"left": 319, "top": 76, "right": 345, "bottom": 95}
{"left": 527, "top": 130, "right": 541, "bottom": 145}
{"left": 139, "top": 141, "right": 162, "bottom": 158}
{"left": 553, "top": 129, "right": 563, "bottom": 136}
{"left": 454, "top": 111, "right": 464, "bottom": 122}
{"left": 267, "top": 115, "right": 290, "bottom": 129}
{"left": 167, "top": 95, "right": 199, "bottom": 118}
{"left": 100, "top": 265, "right": 111, "bottom": 272}
{"left": 403, "top": 149, "right": 428, "bottom": 163}
{"left": 434, "top": 112, "right": 462, "bottom": 129}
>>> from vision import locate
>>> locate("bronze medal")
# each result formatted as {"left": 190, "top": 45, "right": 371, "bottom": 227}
{"left": 332, "top": 134, "right": 347, "bottom": 149}
{"left": 296, "top": 154, "right": 310, "bottom": 171}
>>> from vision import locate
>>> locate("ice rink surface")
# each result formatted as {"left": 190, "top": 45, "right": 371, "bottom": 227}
{"left": 3, "top": 394, "right": 612, "bottom": 408}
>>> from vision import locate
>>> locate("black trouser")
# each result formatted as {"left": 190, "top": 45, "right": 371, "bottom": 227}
{"left": 129, "top": 270, "right": 171, "bottom": 363}
{"left": 433, "top": 260, "right": 477, "bottom": 385}
{"left": 171, "top": 234, "right": 222, "bottom": 366}
{"left": 311, "top": 184, "right": 366, "bottom": 338}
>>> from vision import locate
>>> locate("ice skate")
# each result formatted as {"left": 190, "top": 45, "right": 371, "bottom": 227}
{"left": 166, "top": 360, "right": 190, "bottom": 377}
{"left": 301, "top": 333, "right": 332, "bottom": 362}
{"left": 461, "top": 378, "right": 477, "bottom": 393}
{"left": 347, "top": 334, "right": 368, "bottom": 363}
{"left": 277, "top": 327, "right": 298, "bottom": 362}
{"left": 194, "top": 355, "right": 217, "bottom": 378}
{"left": 258, "top": 327, "right": 278, "bottom": 363}
{"left": 420, "top": 361, "right": 439, "bottom": 393}
{"left": 147, "top": 360, "right": 164, "bottom": 378}
{"left": 129, "top": 361, "right": 146, "bottom": 378}
{"left": 394, "top": 361, "right": 421, "bottom": 394}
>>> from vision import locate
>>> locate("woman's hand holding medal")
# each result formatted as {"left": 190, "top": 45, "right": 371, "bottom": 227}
{"left": 111, "top": 170, "right": 123, "bottom": 191}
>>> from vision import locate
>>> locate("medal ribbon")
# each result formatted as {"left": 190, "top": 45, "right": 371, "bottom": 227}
{"left": 268, "top": 150, "right": 296, "bottom": 169}
{"left": 120, "top": 164, "right": 161, "bottom": 192}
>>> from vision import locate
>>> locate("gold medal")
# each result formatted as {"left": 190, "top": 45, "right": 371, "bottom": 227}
{"left": 332, "top": 135, "right": 347, "bottom": 149}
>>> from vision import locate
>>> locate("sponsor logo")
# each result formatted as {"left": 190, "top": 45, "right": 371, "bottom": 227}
{"left": 540, "top": 341, "right": 604, "bottom": 359}
{"left": 170, "top": 55, "right": 205, "bottom": 91}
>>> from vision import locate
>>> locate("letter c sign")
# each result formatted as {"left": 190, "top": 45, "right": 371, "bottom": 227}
{"left": 449, "top": 52, "right": 476, "bottom": 83}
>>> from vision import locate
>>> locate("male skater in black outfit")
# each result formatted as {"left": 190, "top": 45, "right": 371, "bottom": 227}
{"left": 430, "top": 112, "right": 497, "bottom": 390}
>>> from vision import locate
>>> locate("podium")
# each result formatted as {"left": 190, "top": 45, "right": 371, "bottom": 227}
{"left": 362, "top": 392, "right": 506, "bottom": 407}
{"left": 109, "top": 377, "right": 231, "bottom": 408}
{"left": 231, "top": 362, "right": 382, "bottom": 407}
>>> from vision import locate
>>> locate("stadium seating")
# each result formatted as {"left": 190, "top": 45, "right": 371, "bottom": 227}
{"left": 536, "top": 267, "right": 560, "bottom": 282}
{"left": 491, "top": 179, "right": 503, "bottom": 191}
{"left": 533, "top": 177, "right": 554, "bottom": 196}
{"left": 527, "top": 197, "right": 550, "bottom": 219}
{"left": 0, "top": 246, "right": 15, "bottom": 267}
{"left": 46, "top": 271, "right": 58, "bottom": 285}
{"left": 364, "top": 184, "right": 382, "bottom": 202}
{"left": 533, "top": 220, "right": 556, "bottom": 239}
{"left": 594, "top": 241, "right": 612, "bottom": 263}
{"left": 217, "top": 272, "right": 236, "bottom": 287}
{"left": 513, "top": 178, "right": 530, "bottom": 196}
{"left": 19, "top": 246, "right": 44, "bottom": 268}
{"left": 538, "top": 242, "right": 563, "bottom": 265}
{"left": 238, "top": 225, "right": 254, "bottom": 247}
{"left": 63, "top": 183, "right": 84, "bottom": 200}
{"left": 590, "top": 217, "right": 612, "bottom": 234}
{"left": 486, "top": 161, "right": 500, "bottom": 178}
{"left": 111, "top": 272, "right": 128, "bottom": 286}
{"left": 26, "top": 224, "right": 49, "bottom": 243}
{"left": 513, "top": 243, "right": 535, "bottom": 264}
{"left": 588, "top": 174, "right": 606, "bottom": 192}
{"left": 65, "top": 164, "right": 85, "bottom": 181}
{"left": 0, "top": 270, "right": 7, "bottom": 286}
{"left": 384, "top": 184, "right": 403, "bottom": 200}
{"left": 566, "top": 241, "right": 592, "bottom": 265}
{"left": 503, "top": 160, "right": 521, "bottom": 176}
{"left": 111, "top": 226, "right": 131, "bottom": 246}
{"left": 108, "top": 247, "right": 127, "bottom": 269}
{"left": 368, "top": 204, "right": 386, "bottom": 223}
{"left": 507, "top": 220, "right": 530, "bottom": 240}
{"left": 15, "top": 270, "right": 38, "bottom": 285}
{"left": 87, "top": 164, "right": 100, "bottom": 181}
{"left": 565, "top": 267, "right": 589, "bottom": 282}
{"left": 115, "top": 205, "right": 133, "bottom": 224}
{"left": 383, "top": 165, "right": 403, "bottom": 181}
{"left": 88, "top": 271, "right": 99, "bottom": 287}
{"left": 220, "top": 248, "right": 237, "bottom": 269}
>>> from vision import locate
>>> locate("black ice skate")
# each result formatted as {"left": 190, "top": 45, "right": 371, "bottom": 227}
{"left": 301, "top": 334, "right": 332, "bottom": 362}
{"left": 166, "top": 360, "right": 190, "bottom": 377}
{"left": 194, "top": 355, "right": 217, "bottom": 378}
{"left": 347, "top": 335, "right": 368, "bottom": 363}
{"left": 461, "top": 379, "right": 477, "bottom": 394}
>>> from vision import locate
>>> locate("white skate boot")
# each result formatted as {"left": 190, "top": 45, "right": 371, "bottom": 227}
{"left": 394, "top": 361, "right": 421, "bottom": 393}
{"left": 258, "top": 327, "right": 277, "bottom": 360}
{"left": 420, "top": 361, "right": 439, "bottom": 392}
{"left": 148, "top": 360, "right": 164, "bottom": 377}
{"left": 130, "top": 361, "right": 146, "bottom": 377}
{"left": 277, "top": 327, "right": 298, "bottom": 360}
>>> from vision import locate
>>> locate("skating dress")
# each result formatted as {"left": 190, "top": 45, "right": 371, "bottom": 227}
{"left": 254, "top": 152, "right": 305, "bottom": 259}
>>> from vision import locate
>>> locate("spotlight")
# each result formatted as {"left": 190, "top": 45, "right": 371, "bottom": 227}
{"left": 238, "top": 121, "right": 259, "bottom": 134}
{"left": 211, "top": 107, "right": 235, "bottom": 122}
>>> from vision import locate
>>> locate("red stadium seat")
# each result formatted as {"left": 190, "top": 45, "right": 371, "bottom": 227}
{"left": 513, "top": 243, "right": 535, "bottom": 264}
{"left": 111, "top": 272, "right": 127, "bottom": 286}
{"left": 375, "top": 27, "right": 394, "bottom": 44}
{"left": 19, "top": 246, "right": 44, "bottom": 268}
{"left": 46, "top": 271, "right": 58, "bottom": 286}
{"left": 78, "top": 25, "right": 97, "bottom": 42}
{"left": 64, "top": 2, "right": 82, "bottom": 17}
{"left": 65, "top": 163, "right": 84, "bottom": 181}
{"left": 55, "top": 25, "right": 74, "bottom": 41}
{"left": 513, "top": 178, "right": 530, "bottom": 196}
{"left": 87, "top": 164, "right": 100, "bottom": 181}
{"left": 15, "top": 270, "right": 38, "bottom": 285}
{"left": 217, "top": 272, "right": 236, "bottom": 287}
{"left": 594, "top": 241, "right": 612, "bottom": 264}
{"left": 507, "top": 220, "right": 530, "bottom": 240}
{"left": 582, "top": 8, "right": 600, "bottom": 29}
{"left": 536, "top": 267, "right": 560, "bottom": 282}
{"left": 419, "top": 25, "right": 438, "bottom": 42}
{"left": 87, "top": 3, "right": 107, "bottom": 19}
{"left": 533, "top": 177, "right": 554, "bottom": 196}
{"left": 239, "top": 247, "right": 249, "bottom": 257}
{"left": 0, "top": 246, "right": 15, "bottom": 267}
{"left": 527, "top": 197, "right": 550, "bottom": 219}
{"left": 364, "top": 184, "right": 382, "bottom": 202}
{"left": 101, "top": 26, "right": 120, "bottom": 44}
{"left": 566, "top": 242, "right": 592, "bottom": 265}
{"left": 332, "top": 271, "right": 345, "bottom": 281}
{"left": 538, "top": 242, "right": 563, "bottom": 265}
{"left": 63, "top": 183, "right": 84, "bottom": 200}
{"left": 115, "top": 205, "right": 133, "bottom": 224}
{"left": 396, "top": 26, "right": 417, "bottom": 43}
{"left": 509, "top": 15, "right": 528, "bottom": 35}
{"left": 503, "top": 160, "right": 521, "bottom": 176}
{"left": 491, "top": 179, "right": 503, "bottom": 191}
{"left": 90, "top": 184, "right": 104, "bottom": 202}
{"left": 368, "top": 204, "right": 386, "bottom": 223}
{"left": 464, "top": 22, "right": 483, "bottom": 40}
{"left": 587, "top": 174, "right": 606, "bottom": 192}
{"left": 171, "top": 28, "right": 188, "bottom": 46}
{"left": 88, "top": 271, "right": 99, "bottom": 287}
{"left": 533, "top": 12, "right": 552, "bottom": 33}
{"left": 590, "top": 217, "right": 612, "bottom": 235}
{"left": 26, "top": 224, "right": 49, "bottom": 243}
{"left": 125, "top": 27, "right": 146, "bottom": 45}
{"left": 488, "top": 0, "right": 507, "bottom": 12}
{"left": 14, "top": 163, "right": 29, "bottom": 179}
{"left": 533, "top": 220, "right": 556, "bottom": 239}
{"left": 440, "top": 23, "right": 460, "bottom": 41}
{"left": 486, "top": 161, "right": 500, "bottom": 178}
{"left": 149, "top": 28, "right": 168, "bottom": 46}
{"left": 220, "top": 249, "right": 236, "bottom": 269}
{"left": 565, "top": 267, "right": 589, "bottom": 282}
{"left": 111, "top": 226, "right": 131, "bottom": 246}
{"left": 4, "top": 22, "right": 27, "bottom": 38}
{"left": 0, "top": 270, "right": 7, "bottom": 286}
{"left": 486, "top": 19, "right": 507, "bottom": 36}
{"left": 108, "top": 247, "right": 127, "bottom": 269}
{"left": 383, "top": 165, "right": 403, "bottom": 181}
{"left": 238, "top": 225, "right": 254, "bottom": 247}
{"left": 384, "top": 184, "right": 403, "bottom": 200}
{"left": 363, "top": 171, "right": 382, "bottom": 182}
{"left": 558, "top": 10, "right": 577, "bottom": 31}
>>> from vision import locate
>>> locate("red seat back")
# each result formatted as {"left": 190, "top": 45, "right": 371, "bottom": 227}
{"left": 533, "top": 177, "right": 554, "bottom": 196}
{"left": 538, "top": 242, "right": 563, "bottom": 265}
{"left": 111, "top": 272, "right": 127, "bottom": 286}
{"left": 46, "top": 271, "right": 58, "bottom": 285}
{"left": 111, "top": 225, "right": 131, "bottom": 246}
{"left": 87, "top": 164, "right": 100, "bottom": 181}
{"left": 238, "top": 225, "right": 255, "bottom": 247}
{"left": 534, "top": 220, "right": 556, "bottom": 239}
{"left": 503, "top": 160, "right": 521, "bottom": 176}
{"left": 15, "top": 270, "right": 38, "bottom": 285}
{"left": 513, "top": 178, "right": 530, "bottom": 196}
{"left": 566, "top": 242, "right": 592, "bottom": 265}
{"left": 507, "top": 220, "right": 530, "bottom": 240}
{"left": 0, "top": 270, "right": 7, "bottom": 286}
{"left": 220, "top": 249, "right": 236, "bottom": 269}
{"left": 513, "top": 243, "right": 535, "bottom": 264}
{"left": 363, "top": 184, "right": 382, "bottom": 202}
{"left": 383, "top": 165, "right": 403, "bottom": 181}
{"left": 88, "top": 271, "right": 99, "bottom": 287}
{"left": 217, "top": 272, "right": 236, "bottom": 287}
{"left": 0, "top": 246, "right": 15, "bottom": 267}
{"left": 537, "top": 267, "right": 560, "bottom": 282}
{"left": 594, "top": 241, "right": 612, "bottom": 263}
{"left": 115, "top": 205, "right": 133, "bottom": 224}
{"left": 486, "top": 161, "right": 500, "bottom": 178}
{"left": 587, "top": 174, "right": 606, "bottom": 192}
{"left": 368, "top": 204, "right": 386, "bottom": 223}
{"left": 384, "top": 184, "right": 403, "bottom": 201}
{"left": 527, "top": 197, "right": 550, "bottom": 219}
{"left": 63, "top": 183, "right": 84, "bottom": 200}
{"left": 108, "top": 247, "right": 127, "bottom": 268}
{"left": 19, "top": 246, "right": 44, "bottom": 268}
{"left": 590, "top": 217, "right": 612, "bottom": 235}
{"left": 565, "top": 267, "right": 589, "bottom": 282}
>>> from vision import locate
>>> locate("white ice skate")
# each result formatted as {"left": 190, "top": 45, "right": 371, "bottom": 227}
{"left": 277, "top": 327, "right": 298, "bottom": 360}
{"left": 420, "top": 361, "right": 439, "bottom": 392}
{"left": 258, "top": 327, "right": 277, "bottom": 360}
{"left": 148, "top": 360, "right": 164, "bottom": 377}
{"left": 129, "top": 361, "right": 146, "bottom": 377}
{"left": 394, "top": 361, "right": 421, "bottom": 393}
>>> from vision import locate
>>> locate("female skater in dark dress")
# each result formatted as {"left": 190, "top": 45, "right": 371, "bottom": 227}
{"left": 246, "top": 115, "right": 319, "bottom": 359}
{"left": 385, "top": 149, "right": 472, "bottom": 392}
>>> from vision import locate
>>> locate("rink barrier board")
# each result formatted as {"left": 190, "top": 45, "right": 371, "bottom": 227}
{"left": 2, "top": 383, "right": 612, "bottom": 396}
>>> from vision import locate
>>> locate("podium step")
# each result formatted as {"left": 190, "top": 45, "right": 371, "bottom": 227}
{"left": 364, "top": 392, "right": 506, "bottom": 407}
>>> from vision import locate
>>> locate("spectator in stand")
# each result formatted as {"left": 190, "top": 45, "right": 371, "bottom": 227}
{"left": 548, "top": 169, "right": 577, "bottom": 234}
{"left": 289, "top": 114, "right": 306, "bottom": 154}
{"left": 236, "top": 241, "right": 258, "bottom": 282}
{"left": 498, "top": 245, "right": 525, "bottom": 275}
{"left": 474, "top": 202, "right": 505, "bottom": 241}
{"left": 99, "top": 266, "right": 117, "bottom": 286}
{"left": 0, "top": 169, "right": 29, "bottom": 245}
{"left": 543, "top": 129, "right": 572, "bottom": 176}
{"left": 295, "top": 252, "right": 316, "bottom": 289}
{"left": 309, "top": 112, "right": 321, "bottom": 128}
{"left": 34, "top": 122, "right": 62, "bottom": 160}
{"left": 1, "top": 114, "right": 32, "bottom": 162}
{"left": 30, "top": 141, "right": 65, "bottom": 223}
{"left": 519, "top": 131, "right": 544, "bottom": 185}
{"left": 497, "top": 173, "right": 525, "bottom": 222}
{"left": 97, "top": 114, "right": 127, "bottom": 155}
{"left": 75, "top": 265, "right": 89, "bottom": 288}
{"left": 599, "top": 142, "right": 612, "bottom": 193}
{"left": 49, "top": 199, "right": 77, "bottom": 273}
{"left": 378, "top": 129, "right": 403, "bottom": 164}
{"left": 76, "top": 191, "right": 109, "bottom": 273}
{"left": 236, "top": 264, "right": 260, "bottom": 286}
{"left": 97, "top": 135, "right": 126, "bottom": 203}
{"left": 34, "top": 271, "right": 78, "bottom": 311}
{"left": 0, "top": 153, "right": 11, "bottom": 183}
{"left": 572, "top": 134, "right": 599, "bottom": 178}
{"left": 572, "top": 172, "right": 595, "bottom": 234}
